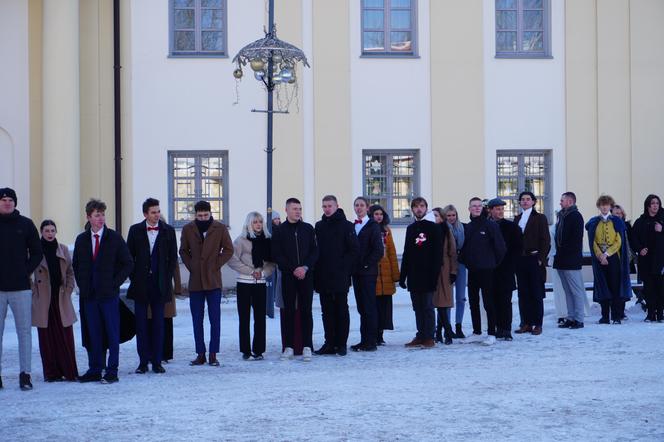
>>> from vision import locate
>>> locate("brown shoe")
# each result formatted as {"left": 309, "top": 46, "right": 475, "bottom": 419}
{"left": 208, "top": 353, "right": 220, "bottom": 366}
{"left": 189, "top": 353, "right": 206, "bottom": 366}
{"left": 514, "top": 325, "right": 532, "bottom": 334}
{"left": 404, "top": 337, "right": 423, "bottom": 348}
{"left": 531, "top": 326, "right": 542, "bottom": 335}
{"left": 421, "top": 339, "right": 436, "bottom": 348}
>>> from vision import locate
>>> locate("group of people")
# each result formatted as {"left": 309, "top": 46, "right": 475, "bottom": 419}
{"left": 1, "top": 185, "right": 663, "bottom": 391}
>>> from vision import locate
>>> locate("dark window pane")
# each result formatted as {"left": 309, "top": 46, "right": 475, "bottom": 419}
{"left": 522, "top": 31, "right": 543, "bottom": 51}
{"left": 495, "top": 0, "right": 516, "bottom": 9}
{"left": 363, "top": 10, "right": 384, "bottom": 29}
{"left": 363, "top": 32, "right": 385, "bottom": 51}
{"left": 174, "top": 31, "right": 195, "bottom": 51}
{"left": 364, "top": 0, "right": 384, "bottom": 7}
{"left": 174, "top": 9, "right": 194, "bottom": 29}
{"left": 202, "top": 31, "right": 224, "bottom": 51}
{"left": 174, "top": 0, "right": 194, "bottom": 7}
{"left": 391, "top": 0, "right": 411, "bottom": 7}
{"left": 523, "top": 10, "right": 543, "bottom": 30}
{"left": 390, "top": 32, "right": 412, "bottom": 51}
{"left": 202, "top": 0, "right": 223, "bottom": 7}
{"left": 523, "top": 0, "right": 543, "bottom": 8}
{"left": 496, "top": 32, "right": 517, "bottom": 52}
{"left": 496, "top": 11, "right": 516, "bottom": 30}
{"left": 201, "top": 9, "right": 223, "bottom": 30}
{"left": 391, "top": 10, "right": 411, "bottom": 29}
{"left": 366, "top": 177, "right": 387, "bottom": 197}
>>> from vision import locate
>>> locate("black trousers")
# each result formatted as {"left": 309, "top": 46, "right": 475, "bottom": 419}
{"left": 435, "top": 307, "right": 453, "bottom": 338}
{"left": 468, "top": 268, "right": 496, "bottom": 335}
{"left": 352, "top": 275, "right": 378, "bottom": 346}
{"left": 516, "top": 256, "right": 545, "bottom": 327}
{"left": 642, "top": 273, "right": 664, "bottom": 318}
{"left": 410, "top": 291, "right": 435, "bottom": 340}
{"left": 236, "top": 283, "right": 267, "bottom": 356}
{"left": 319, "top": 292, "right": 350, "bottom": 349}
{"left": 599, "top": 255, "right": 623, "bottom": 321}
{"left": 163, "top": 318, "right": 173, "bottom": 361}
{"left": 494, "top": 284, "right": 514, "bottom": 333}
{"left": 281, "top": 274, "right": 314, "bottom": 349}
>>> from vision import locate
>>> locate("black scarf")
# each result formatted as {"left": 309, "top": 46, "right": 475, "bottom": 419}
{"left": 41, "top": 238, "right": 62, "bottom": 292}
{"left": 555, "top": 205, "right": 578, "bottom": 248}
{"left": 195, "top": 217, "right": 214, "bottom": 241}
{"left": 248, "top": 233, "right": 271, "bottom": 268}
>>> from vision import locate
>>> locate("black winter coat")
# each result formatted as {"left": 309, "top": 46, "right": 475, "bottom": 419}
{"left": 400, "top": 219, "right": 443, "bottom": 293}
{"left": 460, "top": 216, "right": 506, "bottom": 271}
{"left": 494, "top": 218, "right": 522, "bottom": 291}
{"left": 73, "top": 226, "right": 134, "bottom": 300}
{"left": 272, "top": 219, "right": 319, "bottom": 278}
{"left": 314, "top": 209, "right": 359, "bottom": 293}
{"left": 0, "top": 210, "right": 42, "bottom": 291}
{"left": 126, "top": 220, "right": 178, "bottom": 303}
{"left": 553, "top": 207, "right": 584, "bottom": 270}
{"left": 354, "top": 219, "right": 384, "bottom": 277}
{"left": 631, "top": 211, "right": 664, "bottom": 277}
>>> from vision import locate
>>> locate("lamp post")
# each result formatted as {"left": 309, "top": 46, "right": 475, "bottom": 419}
{"left": 232, "top": 0, "right": 309, "bottom": 231}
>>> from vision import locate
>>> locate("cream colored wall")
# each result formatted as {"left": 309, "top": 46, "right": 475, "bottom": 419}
{"left": 430, "top": 0, "right": 485, "bottom": 222}
{"left": 28, "top": 0, "right": 43, "bottom": 222}
{"left": 120, "top": 0, "right": 133, "bottom": 237}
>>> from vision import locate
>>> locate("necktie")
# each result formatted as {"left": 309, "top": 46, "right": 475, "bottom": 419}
{"left": 93, "top": 234, "right": 100, "bottom": 261}
{"left": 147, "top": 226, "right": 159, "bottom": 231}
{"left": 355, "top": 219, "right": 362, "bottom": 224}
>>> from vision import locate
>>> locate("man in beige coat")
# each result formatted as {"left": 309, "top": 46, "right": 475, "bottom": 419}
{"left": 179, "top": 200, "right": 233, "bottom": 366}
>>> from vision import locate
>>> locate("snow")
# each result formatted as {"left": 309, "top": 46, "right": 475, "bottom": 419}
{"left": 1, "top": 289, "right": 663, "bottom": 441}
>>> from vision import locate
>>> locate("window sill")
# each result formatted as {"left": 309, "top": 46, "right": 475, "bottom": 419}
{"left": 360, "top": 53, "right": 420, "bottom": 59}
{"left": 168, "top": 53, "right": 229, "bottom": 59}
{"left": 495, "top": 54, "right": 553, "bottom": 60}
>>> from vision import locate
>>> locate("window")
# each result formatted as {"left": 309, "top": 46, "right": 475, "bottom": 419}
{"left": 168, "top": 151, "right": 229, "bottom": 227}
{"left": 363, "top": 150, "right": 419, "bottom": 223}
{"left": 362, "top": 0, "right": 417, "bottom": 56}
{"left": 496, "top": 150, "right": 552, "bottom": 222}
{"left": 170, "top": 0, "right": 227, "bottom": 57}
{"left": 495, "top": 0, "right": 550, "bottom": 58}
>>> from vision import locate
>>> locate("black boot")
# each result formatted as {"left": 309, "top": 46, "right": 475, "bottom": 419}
{"left": 435, "top": 326, "right": 443, "bottom": 343}
{"left": 455, "top": 323, "right": 465, "bottom": 339}
{"left": 19, "top": 372, "right": 33, "bottom": 391}
{"left": 443, "top": 324, "right": 454, "bottom": 345}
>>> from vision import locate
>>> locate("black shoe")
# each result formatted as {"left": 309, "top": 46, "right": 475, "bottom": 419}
{"left": 557, "top": 317, "right": 566, "bottom": 325}
{"left": 612, "top": 319, "right": 621, "bottom": 325}
{"left": 135, "top": 365, "right": 148, "bottom": 374}
{"left": 350, "top": 342, "right": 363, "bottom": 352}
{"left": 152, "top": 365, "right": 166, "bottom": 374}
{"left": 45, "top": 376, "right": 64, "bottom": 383}
{"left": 444, "top": 335, "right": 453, "bottom": 345}
{"left": 102, "top": 373, "right": 119, "bottom": 384}
{"left": 0, "top": 376, "right": 3, "bottom": 389}
{"left": 455, "top": 324, "right": 465, "bottom": 339}
{"left": 19, "top": 372, "right": 32, "bottom": 391}
{"left": 435, "top": 328, "right": 443, "bottom": 343}
{"left": 358, "top": 344, "right": 377, "bottom": 352}
{"left": 377, "top": 338, "right": 386, "bottom": 346}
{"left": 569, "top": 321, "right": 584, "bottom": 329}
{"left": 336, "top": 347, "right": 347, "bottom": 356}
{"left": 558, "top": 319, "right": 574, "bottom": 329}
{"left": 252, "top": 354, "right": 264, "bottom": 361}
{"left": 502, "top": 332, "right": 513, "bottom": 341}
{"left": 314, "top": 343, "right": 337, "bottom": 355}
{"left": 242, "top": 353, "right": 252, "bottom": 360}
{"left": 78, "top": 372, "right": 102, "bottom": 383}
{"left": 598, "top": 317, "right": 610, "bottom": 324}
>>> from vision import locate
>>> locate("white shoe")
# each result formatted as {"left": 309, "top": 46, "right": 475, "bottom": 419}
{"left": 463, "top": 333, "right": 483, "bottom": 344}
{"left": 281, "top": 347, "right": 294, "bottom": 360}
{"left": 302, "top": 347, "right": 312, "bottom": 362}
{"left": 482, "top": 335, "right": 496, "bottom": 346}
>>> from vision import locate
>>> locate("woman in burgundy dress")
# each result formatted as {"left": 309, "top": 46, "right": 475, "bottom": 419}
{"left": 32, "top": 220, "right": 78, "bottom": 381}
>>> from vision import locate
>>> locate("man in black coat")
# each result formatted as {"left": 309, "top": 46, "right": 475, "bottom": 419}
{"left": 126, "top": 198, "right": 178, "bottom": 374}
{"left": 631, "top": 194, "right": 664, "bottom": 322}
{"left": 488, "top": 198, "right": 521, "bottom": 341}
{"left": 272, "top": 198, "right": 319, "bottom": 361}
{"left": 314, "top": 196, "right": 359, "bottom": 356}
{"left": 0, "top": 188, "right": 42, "bottom": 390}
{"left": 400, "top": 197, "right": 443, "bottom": 348}
{"left": 553, "top": 192, "right": 586, "bottom": 329}
{"left": 73, "top": 199, "right": 133, "bottom": 384}
{"left": 461, "top": 197, "right": 506, "bottom": 342}
{"left": 350, "top": 197, "right": 384, "bottom": 352}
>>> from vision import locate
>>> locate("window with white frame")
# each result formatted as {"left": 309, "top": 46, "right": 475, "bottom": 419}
{"left": 168, "top": 151, "right": 229, "bottom": 227}
{"left": 364, "top": 150, "right": 419, "bottom": 223}
{"left": 495, "top": 0, "right": 550, "bottom": 58}
{"left": 362, "top": 0, "right": 417, "bottom": 56}
{"left": 170, "top": 0, "right": 227, "bottom": 57}
{"left": 496, "top": 150, "right": 552, "bottom": 222}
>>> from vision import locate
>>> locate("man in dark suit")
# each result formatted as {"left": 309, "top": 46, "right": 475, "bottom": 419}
{"left": 400, "top": 197, "right": 443, "bottom": 348}
{"left": 73, "top": 199, "right": 133, "bottom": 384}
{"left": 514, "top": 191, "right": 551, "bottom": 335}
{"left": 126, "top": 198, "right": 178, "bottom": 374}
{"left": 350, "top": 197, "right": 384, "bottom": 352}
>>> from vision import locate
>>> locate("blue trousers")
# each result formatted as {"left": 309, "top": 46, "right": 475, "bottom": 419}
{"left": 189, "top": 289, "right": 221, "bottom": 354}
{"left": 447, "top": 262, "right": 467, "bottom": 325}
{"left": 135, "top": 283, "right": 165, "bottom": 366}
{"left": 83, "top": 297, "right": 120, "bottom": 376}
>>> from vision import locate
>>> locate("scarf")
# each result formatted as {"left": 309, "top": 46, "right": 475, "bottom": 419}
{"left": 447, "top": 221, "right": 465, "bottom": 250}
{"left": 248, "top": 232, "right": 271, "bottom": 268}
{"left": 555, "top": 205, "right": 578, "bottom": 248}
{"left": 195, "top": 217, "right": 214, "bottom": 240}
{"left": 41, "top": 238, "right": 62, "bottom": 292}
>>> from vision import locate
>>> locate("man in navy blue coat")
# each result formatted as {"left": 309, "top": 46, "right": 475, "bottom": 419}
{"left": 73, "top": 199, "right": 133, "bottom": 384}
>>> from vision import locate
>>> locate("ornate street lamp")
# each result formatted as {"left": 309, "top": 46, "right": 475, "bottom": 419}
{"left": 232, "top": 0, "right": 309, "bottom": 230}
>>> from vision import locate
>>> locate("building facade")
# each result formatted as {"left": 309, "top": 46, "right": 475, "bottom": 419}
{"left": 2, "top": 0, "right": 663, "bottom": 250}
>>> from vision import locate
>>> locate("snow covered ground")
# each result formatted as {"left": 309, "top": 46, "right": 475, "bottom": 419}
{"left": 1, "top": 289, "right": 663, "bottom": 441}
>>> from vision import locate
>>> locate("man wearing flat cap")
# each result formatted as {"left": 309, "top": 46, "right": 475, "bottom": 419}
{"left": 0, "top": 187, "right": 43, "bottom": 390}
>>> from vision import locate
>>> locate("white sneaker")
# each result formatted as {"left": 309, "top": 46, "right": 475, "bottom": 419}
{"left": 462, "top": 333, "right": 484, "bottom": 344}
{"left": 482, "top": 335, "right": 496, "bottom": 346}
{"left": 302, "top": 347, "right": 312, "bottom": 362}
{"left": 280, "top": 347, "right": 294, "bottom": 360}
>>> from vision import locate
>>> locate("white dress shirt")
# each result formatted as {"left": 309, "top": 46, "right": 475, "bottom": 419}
{"left": 354, "top": 214, "right": 369, "bottom": 235}
{"left": 518, "top": 207, "right": 533, "bottom": 233}
{"left": 146, "top": 221, "right": 159, "bottom": 254}
{"left": 91, "top": 226, "right": 105, "bottom": 256}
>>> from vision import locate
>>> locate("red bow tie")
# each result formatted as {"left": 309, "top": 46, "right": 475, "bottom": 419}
{"left": 355, "top": 219, "right": 362, "bottom": 224}
{"left": 147, "top": 226, "right": 159, "bottom": 231}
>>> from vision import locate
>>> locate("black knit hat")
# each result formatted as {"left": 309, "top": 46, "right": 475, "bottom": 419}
{"left": 0, "top": 187, "right": 17, "bottom": 206}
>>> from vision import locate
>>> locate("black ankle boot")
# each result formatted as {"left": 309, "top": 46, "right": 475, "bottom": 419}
{"left": 455, "top": 323, "right": 465, "bottom": 339}
{"left": 435, "top": 327, "right": 443, "bottom": 343}
{"left": 444, "top": 326, "right": 454, "bottom": 345}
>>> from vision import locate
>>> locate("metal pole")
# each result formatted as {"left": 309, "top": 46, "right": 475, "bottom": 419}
{"left": 113, "top": 0, "right": 123, "bottom": 234}
{"left": 266, "top": 0, "right": 275, "bottom": 232}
